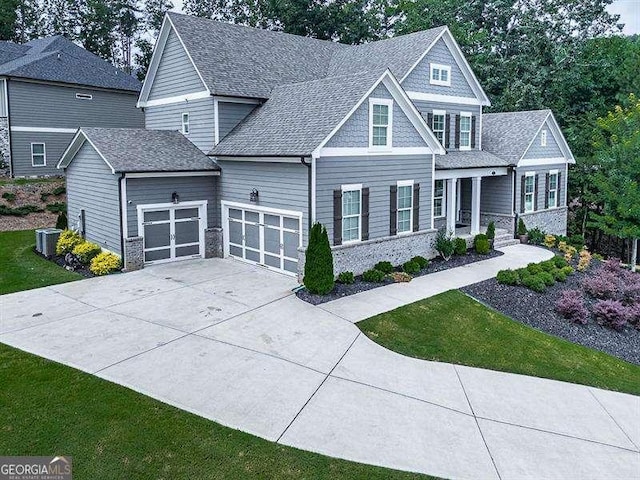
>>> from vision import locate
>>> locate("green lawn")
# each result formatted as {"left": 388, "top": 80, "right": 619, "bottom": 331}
{"left": 0, "top": 177, "right": 61, "bottom": 186}
{"left": 0, "top": 229, "right": 81, "bottom": 294}
{"left": 358, "top": 290, "right": 640, "bottom": 396}
{"left": 0, "top": 343, "right": 432, "bottom": 480}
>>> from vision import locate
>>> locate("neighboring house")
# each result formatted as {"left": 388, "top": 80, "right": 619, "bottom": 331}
{"left": 0, "top": 36, "right": 144, "bottom": 177}
{"left": 58, "top": 12, "right": 575, "bottom": 278}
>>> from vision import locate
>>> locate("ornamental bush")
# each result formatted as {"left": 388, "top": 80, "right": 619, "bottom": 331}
{"left": 593, "top": 299, "right": 628, "bottom": 330}
{"left": 90, "top": 251, "right": 122, "bottom": 276}
{"left": 555, "top": 290, "right": 588, "bottom": 324}
{"left": 517, "top": 218, "right": 527, "bottom": 236}
{"left": 582, "top": 272, "right": 618, "bottom": 300}
{"left": 496, "top": 269, "right": 519, "bottom": 286}
{"left": 303, "top": 223, "right": 334, "bottom": 295}
{"left": 56, "top": 212, "right": 68, "bottom": 230}
{"left": 453, "top": 237, "right": 467, "bottom": 255}
{"left": 521, "top": 274, "right": 546, "bottom": 293}
{"left": 72, "top": 241, "right": 102, "bottom": 264}
{"left": 486, "top": 221, "right": 496, "bottom": 240}
{"left": 389, "top": 271, "right": 412, "bottom": 283}
{"left": 539, "top": 260, "right": 556, "bottom": 272}
{"left": 526, "top": 263, "right": 543, "bottom": 275}
{"left": 527, "top": 227, "right": 545, "bottom": 245}
{"left": 2, "top": 192, "right": 16, "bottom": 202}
{"left": 538, "top": 271, "right": 556, "bottom": 287}
{"left": 337, "top": 271, "right": 354, "bottom": 284}
{"left": 553, "top": 255, "right": 568, "bottom": 269}
{"left": 434, "top": 229, "right": 455, "bottom": 261}
{"left": 553, "top": 269, "right": 568, "bottom": 282}
{"left": 411, "top": 256, "right": 429, "bottom": 269}
{"left": 543, "top": 234, "right": 556, "bottom": 248}
{"left": 474, "top": 234, "right": 490, "bottom": 255}
{"left": 362, "top": 268, "right": 386, "bottom": 283}
{"left": 56, "top": 229, "right": 84, "bottom": 255}
{"left": 577, "top": 248, "right": 592, "bottom": 272}
{"left": 568, "top": 234, "right": 586, "bottom": 249}
{"left": 402, "top": 260, "right": 420, "bottom": 274}
{"left": 374, "top": 261, "right": 394, "bottom": 274}
{"left": 626, "top": 304, "right": 640, "bottom": 328}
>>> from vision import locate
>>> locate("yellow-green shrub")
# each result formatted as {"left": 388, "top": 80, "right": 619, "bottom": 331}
{"left": 56, "top": 229, "right": 84, "bottom": 255}
{"left": 90, "top": 252, "right": 122, "bottom": 275}
{"left": 72, "top": 241, "right": 102, "bottom": 264}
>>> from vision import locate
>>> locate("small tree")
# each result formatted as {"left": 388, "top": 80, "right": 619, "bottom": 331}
{"left": 486, "top": 221, "right": 496, "bottom": 240}
{"left": 303, "top": 223, "right": 334, "bottom": 294}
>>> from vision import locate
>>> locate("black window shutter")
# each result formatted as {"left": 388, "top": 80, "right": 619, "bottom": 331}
{"left": 454, "top": 115, "right": 460, "bottom": 149}
{"left": 557, "top": 171, "right": 562, "bottom": 206}
{"left": 333, "top": 189, "right": 342, "bottom": 246}
{"left": 544, "top": 173, "right": 550, "bottom": 209}
{"left": 413, "top": 183, "right": 420, "bottom": 232}
{"left": 534, "top": 174, "right": 539, "bottom": 211}
{"left": 471, "top": 116, "right": 476, "bottom": 148}
{"left": 427, "top": 113, "right": 433, "bottom": 128}
{"left": 390, "top": 185, "right": 398, "bottom": 236}
{"left": 445, "top": 114, "right": 451, "bottom": 148}
{"left": 520, "top": 175, "right": 526, "bottom": 213}
{"left": 361, "top": 187, "right": 370, "bottom": 241}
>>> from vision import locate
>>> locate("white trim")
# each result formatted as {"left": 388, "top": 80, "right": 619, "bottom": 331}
{"left": 432, "top": 110, "right": 446, "bottom": 146}
{"left": 549, "top": 169, "right": 559, "bottom": 175}
{"left": 125, "top": 171, "right": 219, "bottom": 178}
{"left": 181, "top": 112, "right": 189, "bottom": 134}
{"left": 56, "top": 129, "right": 116, "bottom": 174}
{"left": 523, "top": 172, "right": 535, "bottom": 213}
{"left": 518, "top": 157, "right": 567, "bottom": 167}
{"left": 341, "top": 184, "right": 362, "bottom": 244}
{"left": 311, "top": 154, "right": 317, "bottom": 224}
{"left": 221, "top": 200, "right": 303, "bottom": 218}
{"left": 3, "top": 78, "right": 10, "bottom": 177}
{"left": 75, "top": 93, "right": 93, "bottom": 100}
{"left": 368, "top": 97, "right": 393, "bottom": 149}
{"left": 397, "top": 179, "right": 414, "bottom": 187}
{"left": 429, "top": 63, "right": 451, "bottom": 87}
{"left": 406, "top": 91, "right": 483, "bottom": 106}
{"left": 212, "top": 156, "right": 303, "bottom": 163}
{"left": 547, "top": 170, "right": 559, "bottom": 209}
{"left": 396, "top": 179, "right": 414, "bottom": 234}
{"left": 431, "top": 153, "right": 436, "bottom": 229}
{"left": 213, "top": 98, "right": 220, "bottom": 145}
{"left": 518, "top": 112, "right": 575, "bottom": 165}
{"left": 540, "top": 129, "right": 547, "bottom": 147}
{"left": 478, "top": 108, "right": 483, "bottom": 150}
{"left": 319, "top": 146, "right": 433, "bottom": 157}
{"left": 120, "top": 176, "right": 128, "bottom": 239}
{"left": 435, "top": 167, "right": 508, "bottom": 180}
{"left": 30, "top": 142, "right": 46, "bottom": 167}
{"left": 459, "top": 112, "right": 472, "bottom": 150}
{"left": 11, "top": 126, "right": 77, "bottom": 134}
{"left": 341, "top": 183, "right": 363, "bottom": 191}
{"left": 139, "top": 90, "right": 210, "bottom": 108}
{"left": 0, "top": 78, "right": 7, "bottom": 117}
{"left": 213, "top": 96, "right": 261, "bottom": 105}
{"left": 433, "top": 178, "right": 445, "bottom": 218}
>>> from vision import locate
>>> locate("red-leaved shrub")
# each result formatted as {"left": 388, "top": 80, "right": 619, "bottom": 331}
{"left": 555, "top": 290, "right": 588, "bottom": 325}
{"left": 582, "top": 273, "right": 619, "bottom": 300}
{"left": 592, "top": 300, "right": 628, "bottom": 330}
{"left": 626, "top": 303, "right": 640, "bottom": 329}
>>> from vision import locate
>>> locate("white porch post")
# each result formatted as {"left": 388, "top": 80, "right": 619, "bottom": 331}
{"left": 471, "top": 176, "right": 482, "bottom": 235}
{"left": 446, "top": 178, "right": 457, "bottom": 233}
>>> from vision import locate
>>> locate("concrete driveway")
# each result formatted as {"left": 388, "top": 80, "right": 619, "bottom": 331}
{"left": 1, "top": 245, "right": 638, "bottom": 480}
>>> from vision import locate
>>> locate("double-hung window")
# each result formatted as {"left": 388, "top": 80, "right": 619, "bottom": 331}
{"left": 432, "top": 110, "right": 446, "bottom": 146}
{"left": 181, "top": 112, "right": 190, "bottom": 134}
{"left": 524, "top": 173, "right": 535, "bottom": 212}
{"left": 434, "top": 179, "right": 445, "bottom": 217}
{"left": 541, "top": 129, "right": 547, "bottom": 147}
{"left": 459, "top": 113, "right": 472, "bottom": 150}
{"left": 369, "top": 98, "right": 393, "bottom": 148}
{"left": 397, "top": 180, "right": 414, "bottom": 234}
{"left": 31, "top": 143, "right": 46, "bottom": 167}
{"left": 342, "top": 184, "right": 362, "bottom": 243}
{"left": 548, "top": 170, "right": 558, "bottom": 208}
{"left": 430, "top": 63, "right": 451, "bottom": 86}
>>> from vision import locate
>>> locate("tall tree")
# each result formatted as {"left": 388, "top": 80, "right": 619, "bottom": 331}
{"left": 135, "top": 0, "right": 173, "bottom": 80}
{"left": 43, "top": 0, "right": 82, "bottom": 39}
{"left": 78, "top": 0, "right": 118, "bottom": 61}
{"left": 0, "top": 0, "right": 20, "bottom": 40}
{"left": 14, "top": 0, "right": 46, "bottom": 43}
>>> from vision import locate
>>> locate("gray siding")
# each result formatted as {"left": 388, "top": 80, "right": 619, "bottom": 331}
{"left": 412, "top": 100, "right": 481, "bottom": 151}
{"left": 144, "top": 96, "right": 215, "bottom": 153}
{"left": 316, "top": 155, "right": 433, "bottom": 245}
{"left": 125, "top": 176, "right": 220, "bottom": 237}
{"left": 11, "top": 131, "right": 75, "bottom": 177}
{"left": 148, "top": 28, "right": 206, "bottom": 100}
{"left": 515, "top": 163, "right": 568, "bottom": 213}
{"left": 481, "top": 174, "right": 513, "bottom": 214}
{"left": 217, "top": 160, "right": 309, "bottom": 243}
{"left": 326, "top": 83, "right": 427, "bottom": 149}
{"left": 65, "top": 142, "right": 121, "bottom": 255}
{"left": 218, "top": 101, "right": 257, "bottom": 140}
{"left": 402, "top": 38, "right": 476, "bottom": 98}
{"left": 522, "top": 120, "right": 564, "bottom": 159}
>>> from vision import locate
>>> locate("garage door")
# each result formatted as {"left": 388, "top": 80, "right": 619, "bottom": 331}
{"left": 139, "top": 202, "right": 206, "bottom": 265}
{"left": 224, "top": 203, "right": 301, "bottom": 275}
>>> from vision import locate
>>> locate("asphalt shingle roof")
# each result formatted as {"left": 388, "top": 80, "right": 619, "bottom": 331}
{"left": 78, "top": 128, "right": 219, "bottom": 172}
{"left": 482, "top": 110, "right": 551, "bottom": 162}
{"left": 0, "top": 36, "right": 141, "bottom": 92}
{"left": 210, "top": 71, "right": 383, "bottom": 157}
{"left": 435, "top": 149, "right": 513, "bottom": 170}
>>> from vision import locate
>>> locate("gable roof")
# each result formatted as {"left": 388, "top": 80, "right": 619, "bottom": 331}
{"left": 436, "top": 150, "right": 512, "bottom": 170}
{"left": 0, "top": 36, "right": 141, "bottom": 92}
{"left": 58, "top": 128, "right": 219, "bottom": 173}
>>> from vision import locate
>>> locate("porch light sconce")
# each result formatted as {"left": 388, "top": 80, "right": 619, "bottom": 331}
{"left": 249, "top": 189, "right": 259, "bottom": 203}
{"left": 171, "top": 191, "right": 180, "bottom": 204}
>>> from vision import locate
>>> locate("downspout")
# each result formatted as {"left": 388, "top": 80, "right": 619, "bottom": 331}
{"left": 511, "top": 166, "right": 517, "bottom": 237}
{"left": 118, "top": 173, "right": 126, "bottom": 261}
{"left": 301, "top": 156, "right": 312, "bottom": 230}
{"left": 5, "top": 77, "right": 12, "bottom": 178}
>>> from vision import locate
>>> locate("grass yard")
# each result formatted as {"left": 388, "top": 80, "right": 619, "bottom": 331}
{"left": 0, "top": 177, "right": 61, "bottom": 186}
{"left": 0, "top": 229, "right": 81, "bottom": 294}
{"left": 0, "top": 343, "right": 433, "bottom": 480}
{"left": 358, "top": 290, "right": 640, "bottom": 396}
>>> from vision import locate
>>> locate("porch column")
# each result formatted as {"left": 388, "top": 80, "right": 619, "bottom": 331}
{"left": 471, "top": 176, "right": 482, "bottom": 235}
{"left": 446, "top": 178, "right": 457, "bottom": 233}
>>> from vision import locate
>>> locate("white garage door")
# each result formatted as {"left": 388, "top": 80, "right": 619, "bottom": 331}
{"left": 223, "top": 202, "right": 302, "bottom": 276}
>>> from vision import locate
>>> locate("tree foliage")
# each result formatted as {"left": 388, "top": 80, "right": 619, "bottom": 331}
{"left": 303, "top": 223, "right": 335, "bottom": 295}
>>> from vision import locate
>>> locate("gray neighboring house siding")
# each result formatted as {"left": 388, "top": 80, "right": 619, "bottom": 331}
{"left": 65, "top": 142, "right": 121, "bottom": 255}
{"left": 522, "top": 121, "right": 563, "bottom": 159}
{"left": 217, "top": 101, "right": 257, "bottom": 140}
{"left": 412, "top": 100, "right": 481, "bottom": 151}
{"left": 148, "top": 28, "right": 205, "bottom": 100}
{"left": 144, "top": 96, "right": 215, "bottom": 153}
{"left": 125, "top": 176, "right": 220, "bottom": 237}
{"left": 402, "top": 38, "right": 476, "bottom": 98}
{"left": 10, "top": 131, "right": 74, "bottom": 176}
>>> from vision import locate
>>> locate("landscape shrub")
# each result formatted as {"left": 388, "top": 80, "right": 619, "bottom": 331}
{"left": 555, "top": 290, "right": 589, "bottom": 324}
{"left": 453, "top": 237, "right": 467, "bottom": 255}
{"left": 46, "top": 202, "right": 66, "bottom": 214}
{"left": 374, "top": 261, "right": 394, "bottom": 274}
{"left": 568, "top": 234, "right": 586, "bottom": 249}
{"left": 72, "top": 241, "right": 102, "bottom": 264}
{"left": 337, "top": 271, "right": 355, "bottom": 284}
{"left": 561, "top": 265, "right": 574, "bottom": 276}
{"left": 622, "top": 282, "right": 640, "bottom": 306}
{"left": 592, "top": 299, "right": 628, "bottom": 330}
{"left": 527, "top": 227, "right": 545, "bottom": 245}
{"left": 486, "top": 222, "right": 495, "bottom": 240}
{"left": 553, "top": 255, "right": 568, "bottom": 268}
{"left": 539, "top": 260, "right": 556, "bottom": 272}
{"left": 521, "top": 274, "right": 546, "bottom": 293}
{"left": 517, "top": 218, "right": 527, "bottom": 236}
{"left": 582, "top": 273, "right": 618, "bottom": 300}
{"left": 40, "top": 192, "right": 51, "bottom": 201}
{"left": 2, "top": 192, "right": 16, "bottom": 202}
{"left": 538, "top": 271, "right": 556, "bottom": 287}
{"left": 496, "top": 269, "right": 519, "bottom": 286}
{"left": 389, "top": 272, "right": 412, "bottom": 283}
{"left": 362, "top": 268, "right": 386, "bottom": 283}
{"left": 558, "top": 241, "right": 577, "bottom": 262}
{"left": 411, "top": 256, "right": 429, "bottom": 269}
{"left": 303, "top": 223, "right": 334, "bottom": 295}
{"left": 52, "top": 185, "right": 66, "bottom": 196}
{"left": 474, "top": 234, "right": 490, "bottom": 255}
{"left": 402, "top": 260, "right": 420, "bottom": 274}
{"left": 553, "top": 269, "right": 568, "bottom": 282}
{"left": 626, "top": 304, "right": 640, "bottom": 328}
{"left": 526, "top": 263, "right": 543, "bottom": 275}
{"left": 0, "top": 204, "right": 42, "bottom": 216}
{"left": 543, "top": 234, "right": 556, "bottom": 248}
{"left": 56, "top": 212, "right": 68, "bottom": 230}
{"left": 90, "top": 251, "right": 122, "bottom": 276}
{"left": 55, "top": 229, "right": 84, "bottom": 255}
{"left": 577, "top": 248, "right": 592, "bottom": 272}
{"left": 516, "top": 267, "right": 531, "bottom": 281}
{"left": 434, "top": 229, "right": 455, "bottom": 261}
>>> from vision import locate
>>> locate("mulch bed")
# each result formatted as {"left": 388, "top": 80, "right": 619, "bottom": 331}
{"left": 34, "top": 249, "right": 97, "bottom": 279}
{"left": 462, "top": 262, "right": 640, "bottom": 365}
{"left": 297, "top": 249, "right": 504, "bottom": 305}
{"left": 0, "top": 179, "right": 66, "bottom": 231}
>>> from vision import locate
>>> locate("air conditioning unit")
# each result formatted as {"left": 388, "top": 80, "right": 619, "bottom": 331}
{"left": 35, "top": 228, "right": 63, "bottom": 257}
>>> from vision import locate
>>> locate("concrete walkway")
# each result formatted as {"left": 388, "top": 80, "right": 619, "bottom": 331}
{"left": 0, "top": 245, "right": 638, "bottom": 480}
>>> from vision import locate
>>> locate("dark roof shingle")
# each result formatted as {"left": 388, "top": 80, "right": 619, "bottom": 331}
{"left": 482, "top": 110, "right": 551, "bottom": 162}
{"left": 435, "top": 149, "right": 513, "bottom": 169}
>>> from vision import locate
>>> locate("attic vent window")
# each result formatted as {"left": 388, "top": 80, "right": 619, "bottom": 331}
{"left": 76, "top": 93, "right": 92, "bottom": 100}
{"left": 430, "top": 63, "right": 451, "bottom": 87}
{"left": 541, "top": 129, "right": 547, "bottom": 147}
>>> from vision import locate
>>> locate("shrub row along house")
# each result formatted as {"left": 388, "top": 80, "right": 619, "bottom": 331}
{"left": 57, "top": 12, "right": 575, "bottom": 278}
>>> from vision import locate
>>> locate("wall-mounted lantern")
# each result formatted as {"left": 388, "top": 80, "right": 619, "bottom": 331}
{"left": 171, "top": 191, "right": 180, "bottom": 204}
{"left": 249, "top": 189, "right": 259, "bottom": 203}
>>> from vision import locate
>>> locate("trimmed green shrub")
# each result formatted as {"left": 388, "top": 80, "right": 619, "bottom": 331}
{"left": 527, "top": 227, "right": 545, "bottom": 245}
{"left": 402, "top": 260, "right": 420, "bottom": 274}
{"left": 486, "top": 221, "right": 496, "bottom": 240}
{"left": 40, "top": 192, "right": 51, "bottom": 201}
{"left": 554, "top": 269, "right": 568, "bottom": 282}
{"left": 46, "top": 202, "right": 66, "bottom": 214}
{"left": 2, "top": 192, "right": 16, "bottom": 202}
{"left": 303, "top": 223, "right": 335, "bottom": 295}
{"left": 0, "top": 204, "right": 42, "bottom": 216}
{"left": 56, "top": 212, "right": 68, "bottom": 230}
{"left": 374, "top": 261, "right": 394, "bottom": 274}
{"left": 561, "top": 265, "right": 575, "bottom": 276}
{"left": 496, "top": 269, "right": 519, "bottom": 286}
{"left": 337, "top": 271, "right": 355, "bottom": 284}
{"left": 539, "top": 271, "right": 556, "bottom": 286}
{"left": 362, "top": 269, "right": 386, "bottom": 283}
{"left": 539, "top": 260, "right": 556, "bottom": 272}
{"left": 553, "top": 255, "right": 568, "bottom": 268}
{"left": 474, "top": 234, "right": 490, "bottom": 255}
{"left": 55, "top": 229, "right": 84, "bottom": 255}
{"left": 526, "top": 263, "right": 543, "bottom": 275}
{"left": 568, "top": 234, "right": 585, "bottom": 249}
{"left": 411, "top": 255, "right": 429, "bottom": 269}
{"left": 434, "top": 228, "right": 455, "bottom": 261}
{"left": 453, "top": 237, "right": 467, "bottom": 255}
{"left": 72, "top": 241, "right": 102, "bottom": 264}
{"left": 521, "top": 274, "right": 546, "bottom": 293}
{"left": 517, "top": 218, "right": 527, "bottom": 236}
{"left": 52, "top": 185, "right": 66, "bottom": 196}
{"left": 90, "top": 251, "right": 121, "bottom": 275}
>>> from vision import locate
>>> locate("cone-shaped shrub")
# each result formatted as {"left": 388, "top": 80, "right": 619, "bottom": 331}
{"left": 303, "top": 223, "right": 334, "bottom": 295}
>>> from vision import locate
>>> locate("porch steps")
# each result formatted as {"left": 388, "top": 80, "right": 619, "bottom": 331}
{"left": 493, "top": 232, "right": 520, "bottom": 249}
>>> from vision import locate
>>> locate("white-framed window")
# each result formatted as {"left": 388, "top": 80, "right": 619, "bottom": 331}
{"left": 548, "top": 170, "right": 558, "bottom": 208}
{"left": 0, "top": 79, "right": 8, "bottom": 117}
{"left": 434, "top": 179, "right": 445, "bottom": 217}
{"left": 459, "top": 112, "right": 472, "bottom": 150}
{"left": 397, "top": 180, "right": 414, "bottom": 234}
{"left": 369, "top": 98, "right": 393, "bottom": 148}
{"left": 75, "top": 93, "right": 92, "bottom": 100}
{"left": 430, "top": 63, "right": 451, "bottom": 86}
{"left": 541, "top": 129, "right": 547, "bottom": 147}
{"left": 342, "top": 184, "right": 362, "bottom": 243}
{"left": 432, "top": 110, "right": 446, "bottom": 146}
{"left": 524, "top": 173, "right": 535, "bottom": 213}
{"left": 31, "top": 143, "right": 46, "bottom": 167}
{"left": 181, "top": 112, "right": 190, "bottom": 134}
